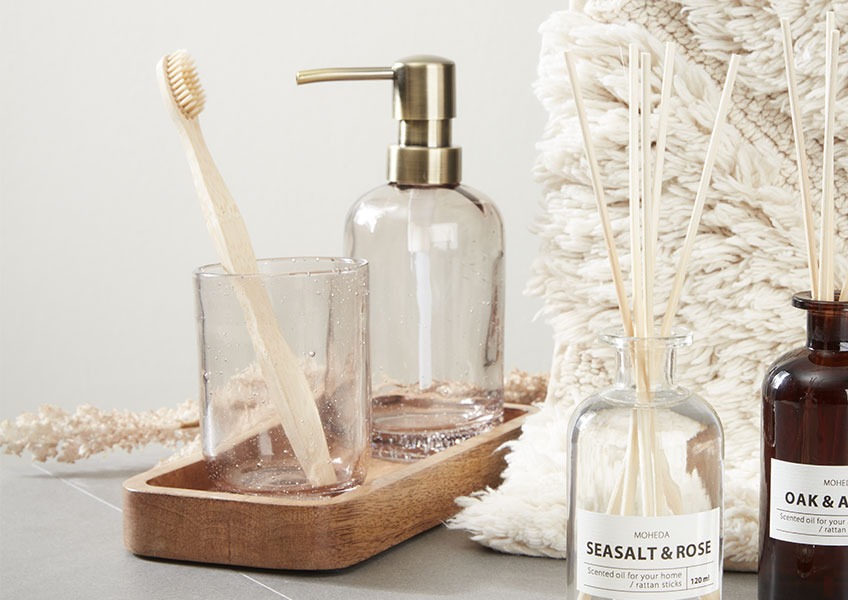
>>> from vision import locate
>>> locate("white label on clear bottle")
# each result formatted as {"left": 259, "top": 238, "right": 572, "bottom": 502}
{"left": 575, "top": 508, "right": 721, "bottom": 600}
{"left": 769, "top": 459, "right": 848, "bottom": 546}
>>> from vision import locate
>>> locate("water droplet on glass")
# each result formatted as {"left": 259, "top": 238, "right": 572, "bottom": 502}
{"left": 308, "top": 351, "right": 316, "bottom": 358}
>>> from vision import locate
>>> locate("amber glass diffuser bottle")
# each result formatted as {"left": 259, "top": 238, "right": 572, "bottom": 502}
{"left": 759, "top": 292, "right": 848, "bottom": 599}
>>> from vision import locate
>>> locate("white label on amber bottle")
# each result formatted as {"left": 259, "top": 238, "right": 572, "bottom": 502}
{"left": 575, "top": 508, "right": 721, "bottom": 599}
{"left": 770, "top": 459, "right": 848, "bottom": 546}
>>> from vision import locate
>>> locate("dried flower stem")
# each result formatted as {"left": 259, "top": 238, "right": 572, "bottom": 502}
{"left": 0, "top": 400, "right": 199, "bottom": 463}
{"left": 0, "top": 370, "right": 547, "bottom": 464}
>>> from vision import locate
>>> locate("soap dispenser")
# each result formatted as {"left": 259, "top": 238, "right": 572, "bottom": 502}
{"left": 296, "top": 56, "right": 504, "bottom": 461}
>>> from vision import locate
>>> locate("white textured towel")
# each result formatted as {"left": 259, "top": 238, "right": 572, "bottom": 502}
{"left": 449, "top": 1, "right": 848, "bottom": 572}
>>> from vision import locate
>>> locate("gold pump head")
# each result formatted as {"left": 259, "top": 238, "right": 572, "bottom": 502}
{"left": 296, "top": 56, "right": 461, "bottom": 186}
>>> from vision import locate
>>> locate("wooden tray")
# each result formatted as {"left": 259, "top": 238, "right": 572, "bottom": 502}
{"left": 123, "top": 404, "right": 533, "bottom": 571}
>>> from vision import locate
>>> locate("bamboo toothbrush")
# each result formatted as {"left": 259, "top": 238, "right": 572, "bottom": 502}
{"left": 157, "top": 50, "right": 336, "bottom": 487}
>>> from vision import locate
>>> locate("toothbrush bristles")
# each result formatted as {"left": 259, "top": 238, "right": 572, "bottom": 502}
{"left": 164, "top": 50, "right": 206, "bottom": 119}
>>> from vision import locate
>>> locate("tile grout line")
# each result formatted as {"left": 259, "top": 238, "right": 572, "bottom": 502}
{"left": 32, "top": 465, "right": 292, "bottom": 600}
{"left": 31, "top": 464, "right": 294, "bottom": 599}
{"left": 31, "top": 463, "right": 123, "bottom": 513}
{"left": 239, "top": 573, "right": 296, "bottom": 599}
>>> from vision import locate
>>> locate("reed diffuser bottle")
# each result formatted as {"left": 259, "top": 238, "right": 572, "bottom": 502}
{"left": 760, "top": 13, "right": 848, "bottom": 598}
{"left": 296, "top": 57, "right": 504, "bottom": 461}
{"left": 567, "top": 331, "right": 724, "bottom": 600}
{"left": 561, "top": 38, "right": 740, "bottom": 599}
{"left": 759, "top": 293, "right": 848, "bottom": 599}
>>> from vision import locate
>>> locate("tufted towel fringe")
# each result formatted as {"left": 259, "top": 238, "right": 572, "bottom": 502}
{"left": 448, "top": 1, "right": 847, "bottom": 572}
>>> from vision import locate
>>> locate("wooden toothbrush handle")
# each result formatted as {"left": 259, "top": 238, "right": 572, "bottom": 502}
{"left": 235, "top": 276, "right": 337, "bottom": 486}
{"left": 182, "top": 120, "right": 336, "bottom": 487}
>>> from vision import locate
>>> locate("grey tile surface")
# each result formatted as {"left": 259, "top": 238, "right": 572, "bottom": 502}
{"left": 0, "top": 450, "right": 758, "bottom": 599}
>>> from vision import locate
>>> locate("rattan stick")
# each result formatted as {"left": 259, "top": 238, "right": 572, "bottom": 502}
{"left": 641, "top": 54, "right": 661, "bottom": 513}
{"left": 647, "top": 48, "right": 679, "bottom": 514}
{"left": 657, "top": 443, "right": 684, "bottom": 513}
{"left": 651, "top": 43, "right": 676, "bottom": 290}
{"left": 820, "top": 26, "right": 839, "bottom": 301}
{"left": 646, "top": 48, "right": 678, "bottom": 513}
{"left": 781, "top": 19, "right": 820, "bottom": 297}
{"left": 629, "top": 45, "right": 644, "bottom": 338}
{"left": 629, "top": 48, "right": 657, "bottom": 517}
{"left": 641, "top": 53, "right": 654, "bottom": 336}
{"left": 622, "top": 417, "right": 640, "bottom": 514}
{"left": 651, "top": 43, "right": 675, "bottom": 232}
{"left": 564, "top": 52, "right": 634, "bottom": 335}
{"left": 605, "top": 416, "right": 640, "bottom": 515}
{"left": 660, "top": 54, "right": 741, "bottom": 336}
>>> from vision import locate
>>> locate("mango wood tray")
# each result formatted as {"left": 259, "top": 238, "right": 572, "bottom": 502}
{"left": 123, "top": 404, "right": 533, "bottom": 571}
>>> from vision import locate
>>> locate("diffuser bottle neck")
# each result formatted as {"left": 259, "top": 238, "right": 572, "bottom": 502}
{"left": 793, "top": 292, "right": 848, "bottom": 351}
{"left": 601, "top": 331, "right": 693, "bottom": 400}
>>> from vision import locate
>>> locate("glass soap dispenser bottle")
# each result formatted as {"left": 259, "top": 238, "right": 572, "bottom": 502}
{"left": 296, "top": 56, "right": 505, "bottom": 461}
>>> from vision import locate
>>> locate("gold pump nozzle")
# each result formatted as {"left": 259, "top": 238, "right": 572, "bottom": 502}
{"left": 296, "top": 56, "right": 461, "bottom": 186}
{"left": 294, "top": 67, "right": 394, "bottom": 85}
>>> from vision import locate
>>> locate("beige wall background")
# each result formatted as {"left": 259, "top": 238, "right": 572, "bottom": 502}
{"left": 0, "top": 1, "right": 563, "bottom": 417}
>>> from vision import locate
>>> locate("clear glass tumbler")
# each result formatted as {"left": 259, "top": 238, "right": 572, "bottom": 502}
{"left": 566, "top": 330, "right": 724, "bottom": 600}
{"left": 195, "top": 257, "right": 369, "bottom": 496}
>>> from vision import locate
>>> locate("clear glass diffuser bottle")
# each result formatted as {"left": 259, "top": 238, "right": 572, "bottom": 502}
{"left": 759, "top": 292, "right": 848, "bottom": 599}
{"left": 297, "top": 56, "right": 505, "bottom": 461}
{"left": 567, "top": 330, "right": 724, "bottom": 600}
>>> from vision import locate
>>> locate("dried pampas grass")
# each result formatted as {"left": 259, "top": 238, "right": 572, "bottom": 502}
{"left": 0, "top": 370, "right": 546, "bottom": 464}
{"left": 0, "top": 400, "right": 199, "bottom": 463}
